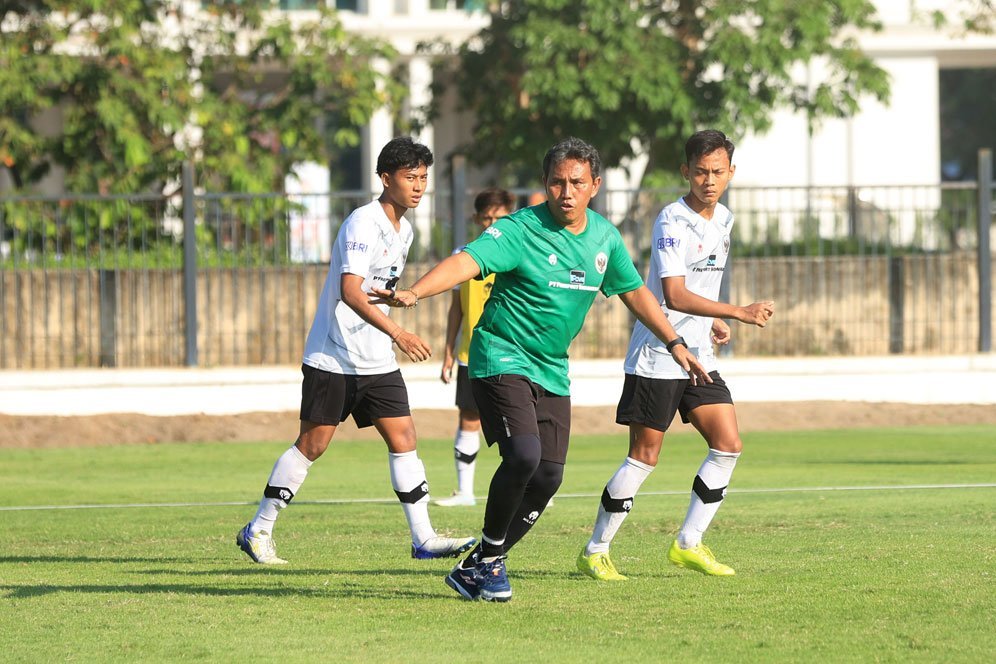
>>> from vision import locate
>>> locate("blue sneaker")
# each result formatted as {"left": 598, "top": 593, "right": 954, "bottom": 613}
{"left": 445, "top": 560, "right": 483, "bottom": 601}
{"left": 477, "top": 556, "right": 512, "bottom": 602}
{"left": 412, "top": 535, "right": 477, "bottom": 560}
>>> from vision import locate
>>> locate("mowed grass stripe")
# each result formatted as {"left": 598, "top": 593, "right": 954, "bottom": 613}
{"left": 2, "top": 482, "right": 994, "bottom": 512}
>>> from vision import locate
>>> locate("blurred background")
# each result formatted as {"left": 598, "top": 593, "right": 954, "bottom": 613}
{"left": 1, "top": 0, "right": 994, "bottom": 370}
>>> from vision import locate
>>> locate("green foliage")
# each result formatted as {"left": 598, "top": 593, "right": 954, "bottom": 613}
{"left": 916, "top": 0, "right": 994, "bottom": 35}
{"left": 0, "top": 1, "right": 402, "bottom": 255}
{"left": 0, "top": 1, "right": 402, "bottom": 195}
{"left": 432, "top": 0, "right": 891, "bottom": 183}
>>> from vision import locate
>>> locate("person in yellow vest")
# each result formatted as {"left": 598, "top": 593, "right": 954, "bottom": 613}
{"left": 436, "top": 188, "right": 516, "bottom": 506}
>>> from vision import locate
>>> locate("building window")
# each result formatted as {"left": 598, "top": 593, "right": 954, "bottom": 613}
{"left": 429, "top": 1, "right": 488, "bottom": 10}
{"left": 278, "top": 0, "right": 320, "bottom": 9}
{"left": 939, "top": 68, "right": 996, "bottom": 181}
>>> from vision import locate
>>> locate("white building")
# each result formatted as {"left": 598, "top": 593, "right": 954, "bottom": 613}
{"left": 9, "top": 1, "right": 996, "bottom": 198}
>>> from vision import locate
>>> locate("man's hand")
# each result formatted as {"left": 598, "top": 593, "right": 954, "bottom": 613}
{"left": 440, "top": 352, "right": 454, "bottom": 384}
{"left": 370, "top": 287, "right": 418, "bottom": 308}
{"left": 392, "top": 329, "right": 432, "bottom": 362}
{"left": 711, "top": 318, "right": 731, "bottom": 345}
{"left": 737, "top": 301, "right": 775, "bottom": 327}
{"left": 670, "top": 345, "right": 712, "bottom": 386}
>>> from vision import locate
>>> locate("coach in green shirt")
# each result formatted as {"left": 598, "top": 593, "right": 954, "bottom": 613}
{"left": 374, "top": 137, "right": 710, "bottom": 603}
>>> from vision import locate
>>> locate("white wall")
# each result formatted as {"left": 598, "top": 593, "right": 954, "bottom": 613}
{"left": 735, "top": 55, "right": 943, "bottom": 189}
{"left": 3, "top": 355, "right": 995, "bottom": 416}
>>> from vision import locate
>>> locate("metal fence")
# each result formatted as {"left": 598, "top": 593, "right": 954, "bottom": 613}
{"left": 2, "top": 161, "right": 993, "bottom": 369}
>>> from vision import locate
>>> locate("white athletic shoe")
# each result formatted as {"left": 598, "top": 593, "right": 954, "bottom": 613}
{"left": 236, "top": 523, "right": 288, "bottom": 565}
{"left": 411, "top": 535, "right": 477, "bottom": 559}
{"left": 434, "top": 492, "right": 477, "bottom": 507}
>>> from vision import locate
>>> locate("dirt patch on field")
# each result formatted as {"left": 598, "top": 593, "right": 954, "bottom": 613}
{"left": 2, "top": 402, "right": 995, "bottom": 448}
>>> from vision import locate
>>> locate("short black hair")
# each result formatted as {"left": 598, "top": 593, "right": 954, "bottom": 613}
{"left": 376, "top": 137, "right": 434, "bottom": 175}
{"left": 474, "top": 188, "right": 515, "bottom": 214}
{"left": 685, "top": 130, "right": 735, "bottom": 165}
{"left": 542, "top": 137, "right": 601, "bottom": 180}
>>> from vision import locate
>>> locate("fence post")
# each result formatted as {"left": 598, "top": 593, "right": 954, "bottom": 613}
{"left": 847, "top": 186, "right": 859, "bottom": 237}
{"left": 182, "top": 161, "right": 199, "bottom": 366}
{"left": 979, "top": 148, "right": 993, "bottom": 353}
{"left": 98, "top": 269, "right": 117, "bottom": 367}
{"left": 888, "top": 256, "right": 904, "bottom": 354}
{"left": 451, "top": 154, "right": 467, "bottom": 251}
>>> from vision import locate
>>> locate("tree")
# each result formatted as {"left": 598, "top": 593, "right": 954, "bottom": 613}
{"left": 0, "top": 1, "right": 403, "bottom": 195}
{"left": 433, "top": 0, "right": 891, "bottom": 182}
{"left": 920, "top": 0, "right": 994, "bottom": 35}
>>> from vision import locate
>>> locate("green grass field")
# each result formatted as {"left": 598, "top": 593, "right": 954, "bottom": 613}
{"left": 2, "top": 426, "right": 994, "bottom": 663}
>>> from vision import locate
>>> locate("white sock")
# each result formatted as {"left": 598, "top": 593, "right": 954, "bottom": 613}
{"left": 251, "top": 444, "right": 312, "bottom": 536}
{"left": 389, "top": 451, "right": 436, "bottom": 546}
{"left": 678, "top": 449, "right": 740, "bottom": 549}
{"left": 585, "top": 457, "right": 655, "bottom": 555}
{"left": 454, "top": 428, "right": 480, "bottom": 496}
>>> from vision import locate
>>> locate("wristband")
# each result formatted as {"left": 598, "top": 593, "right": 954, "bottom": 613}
{"left": 665, "top": 336, "right": 687, "bottom": 353}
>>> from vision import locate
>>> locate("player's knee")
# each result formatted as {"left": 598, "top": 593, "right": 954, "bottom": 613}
{"left": 458, "top": 410, "right": 481, "bottom": 430}
{"left": 501, "top": 450, "right": 541, "bottom": 477}
{"left": 709, "top": 436, "right": 744, "bottom": 454}
{"left": 628, "top": 446, "right": 661, "bottom": 467}
{"left": 499, "top": 434, "right": 543, "bottom": 476}
{"left": 710, "top": 436, "right": 742, "bottom": 454}
{"left": 532, "top": 461, "right": 564, "bottom": 497}
{"left": 295, "top": 438, "right": 328, "bottom": 461}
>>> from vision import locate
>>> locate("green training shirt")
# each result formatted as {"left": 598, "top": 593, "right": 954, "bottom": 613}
{"left": 463, "top": 203, "right": 643, "bottom": 396}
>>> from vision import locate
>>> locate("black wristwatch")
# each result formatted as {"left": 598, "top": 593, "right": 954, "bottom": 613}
{"left": 666, "top": 336, "right": 687, "bottom": 352}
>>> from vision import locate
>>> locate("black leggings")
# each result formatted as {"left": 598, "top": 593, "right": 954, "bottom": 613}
{"left": 480, "top": 433, "right": 564, "bottom": 557}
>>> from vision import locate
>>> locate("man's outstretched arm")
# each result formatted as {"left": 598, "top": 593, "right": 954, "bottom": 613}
{"left": 371, "top": 252, "right": 482, "bottom": 306}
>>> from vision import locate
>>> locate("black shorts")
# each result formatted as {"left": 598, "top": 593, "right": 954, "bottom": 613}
{"left": 454, "top": 365, "right": 478, "bottom": 412}
{"left": 299, "top": 364, "right": 410, "bottom": 428}
{"left": 615, "top": 371, "right": 732, "bottom": 431}
{"left": 471, "top": 374, "right": 571, "bottom": 464}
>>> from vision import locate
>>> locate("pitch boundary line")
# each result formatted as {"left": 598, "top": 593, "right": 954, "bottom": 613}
{"left": 1, "top": 482, "right": 993, "bottom": 512}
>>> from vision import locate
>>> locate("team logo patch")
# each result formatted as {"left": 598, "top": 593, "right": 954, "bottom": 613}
{"left": 707, "top": 254, "right": 717, "bottom": 267}
{"left": 723, "top": 235, "right": 731, "bottom": 254}
{"left": 570, "top": 270, "right": 585, "bottom": 285}
{"left": 484, "top": 227, "right": 502, "bottom": 239}
{"left": 524, "top": 510, "right": 540, "bottom": 525}
{"left": 595, "top": 252, "right": 608, "bottom": 274}
{"left": 549, "top": 254, "right": 558, "bottom": 265}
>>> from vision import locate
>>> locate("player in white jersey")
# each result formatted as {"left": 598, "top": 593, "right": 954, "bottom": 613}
{"left": 578, "top": 130, "right": 774, "bottom": 580}
{"left": 236, "top": 137, "right": 475, "bottom": 564}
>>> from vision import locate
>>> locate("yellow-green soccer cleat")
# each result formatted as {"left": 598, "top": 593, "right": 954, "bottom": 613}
{"left": 667, "top": 540, "right": 735, "bottom": 576}
{"left": 576, "top": 549, "right": 628, "bottom": 581}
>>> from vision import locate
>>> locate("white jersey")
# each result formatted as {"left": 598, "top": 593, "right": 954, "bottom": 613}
{"left": 303, "top": 200, "right": 414, "bottom": 375}
{"left": 624, "top": 198, "right": 734, "bottom": 379}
